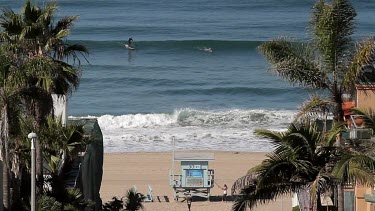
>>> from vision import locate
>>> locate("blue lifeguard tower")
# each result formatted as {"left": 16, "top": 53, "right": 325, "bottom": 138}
{"left": 169, "top": 152, "right": 215, "bottom": 200}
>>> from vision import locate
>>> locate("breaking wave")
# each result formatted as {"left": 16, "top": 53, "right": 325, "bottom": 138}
{"left": 73, "top": 108, "right": 296, "bottom": 152}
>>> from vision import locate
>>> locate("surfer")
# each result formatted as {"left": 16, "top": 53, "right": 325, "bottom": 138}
{"left": 128, "top": 37, "right": 133, "bottom": 48}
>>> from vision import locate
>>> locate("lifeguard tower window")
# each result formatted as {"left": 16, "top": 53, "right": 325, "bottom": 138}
{"left": 186, "top": 169, "right": 203, "bottom": 187}
{"left": 187, "top": 169, "right": 203, "bottom": 177}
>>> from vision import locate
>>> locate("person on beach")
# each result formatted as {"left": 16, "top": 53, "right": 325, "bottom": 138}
{"left": 222, "top": 184, "right": 228, "bottom": 202}
{"left": 128, "top": 37, "right": 133, "bottom": 47}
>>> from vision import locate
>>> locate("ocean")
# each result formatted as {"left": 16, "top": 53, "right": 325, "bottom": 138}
{"left": 3, "top": 0, "right": 375, "bottom": 152}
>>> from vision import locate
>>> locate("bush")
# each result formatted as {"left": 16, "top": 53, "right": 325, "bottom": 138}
{"left": 36, "top": 195, "right": 62, "bottom": 211}
{"left": 103, "top": 188, "right": 146, "bottom": 211}
{"left": 292, "top": 205, "right": 300, "bottom": 211}
{"left": 103, "top": 197, "right": 124, "bottom": 211}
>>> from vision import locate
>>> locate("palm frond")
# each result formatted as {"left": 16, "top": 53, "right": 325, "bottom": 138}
{"left": 344, "top": 37, "right": 375, "bottom": 89}
{"left": 64, "top": 187, "right": 95, "bottom": 210}
{"left": 254, "top": 128, "right": 284, "bottom": 144}
{"left": 23, "top": 0, "right": 42, "bottom": 25}
{"left": 258, "top": 38, "right": 328, "bottom": 89}
{"left": 65, "top": 44, "right": 89, "bottom": 54}
{"left": 310, "top": 173, "right": 338, "bottom": 205}
{"left": 311, "top": 0, "right": 356, "bottom": 72}
{"left": 37, "top": 1, "right": 57, "bottom": 25}
{"left": 253, "top": 148, "right": 315, "bottom": 186}
{"left": 0, "top": 8, "right": 24, "bottom": 36}
{"left": 351, "top": 107, "right": 375, "bottom": 131}
{"left": 231, "top": 174, "right": 258, "bottom": 195}
{"left": 52, "top": 16, "right": 78, "bottom": 37}
{"left": 232, "top": 184, "right": 257, "bottom": 211}
{"left": 324, "top": 122, "right": 346, "bottom": 146}
{"left": 124, "top": 188, "right": 146, "bottom": 211}
{"left": 332, "top": 151, "right": 375, "bottom": 186}
{"left": 232, "top": 180, "right": 303, "bottom": 211}
{"left": 286, "top": 123, "right": 322, "bottom": 156}
{"left": 294, "top": 95, "right": 333, "bottom": 123}
{"left": 36, "top": 195, "right": 62, "bottom": 211}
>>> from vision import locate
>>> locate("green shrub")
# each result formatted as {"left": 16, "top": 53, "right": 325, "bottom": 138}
{"left": 36, "top": 195, "right": 62, "bottom": 211}
{"left": 292, "top": 205, "right": 300, "bottom": 211}
{"left": 103, "top": 197, "right": 124, "bottom": 211}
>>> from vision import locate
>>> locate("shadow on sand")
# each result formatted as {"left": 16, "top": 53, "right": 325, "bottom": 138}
{"left": 179, "top": 195, "right": 236, "bottom": 202}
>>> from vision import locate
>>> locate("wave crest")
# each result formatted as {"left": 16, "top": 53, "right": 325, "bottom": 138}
{"left": 72, "top": 108, "right": 296, "bottom": 152}
{"left": 97, "top": 113, "right": 177, "bottom": 129}
{"left": 70, "top": 40, "right": 264, "bottom": 51}
{"left": 94, "top": 108, "right": 295, "bottom": 130}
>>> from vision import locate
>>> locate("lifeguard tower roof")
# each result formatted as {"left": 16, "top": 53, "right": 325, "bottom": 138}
{"left": 174, "top": 153, "right": 215, "bottom": 161}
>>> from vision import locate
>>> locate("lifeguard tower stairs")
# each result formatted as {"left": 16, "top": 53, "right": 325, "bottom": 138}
{"left": 169, "top": 152, "right": 215, "bottom": 201}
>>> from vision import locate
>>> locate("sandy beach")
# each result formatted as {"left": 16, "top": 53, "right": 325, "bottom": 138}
{"left": 100, "top": 151, "right": 292, "bottom": 211}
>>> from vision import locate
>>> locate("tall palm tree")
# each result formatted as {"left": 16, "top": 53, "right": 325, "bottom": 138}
{"left": 0, "top": 46, "right": 19, "bottom": 210}
{"left": 258, "top": 0, "right": 375, "bottom": 132}
{"left": 0, "top": 0, "right": 88, "bottom": 191}
{"left": 0, "top": 45, "right": 31, "bottom": 210}
{"left": 257, "top": 0, "right": 375, "bottom": 210}
{"left": 231, "top": 123, "right": 375, "bottom": 211}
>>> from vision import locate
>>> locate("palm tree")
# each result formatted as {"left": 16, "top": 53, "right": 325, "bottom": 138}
{"left": 257, "top": 0, "right": 375, "bottom": 210}
{"left": 35, "top": 189, "right": 93, "bottom": 211}
{"left": 0, "top": 46, "right": 19, "bottom": 210}
{"left": 36, "top": 195, "right": 62, "bottom": 211}
{"left": 258, "top": 0, "right": 375, "bottom": 133}
{"left": 124, "top": 188, "right": 146, "bottom": 211}
{"left": 103, "top": 197, "right": 124, "bottom": 211}
{"left": 0, "top": 0, "right": 88, "bottom": 191}
{"left": 232, "top": 123, "right": 338, "bottom": 210}
{"left": 231, "top": 123, "right": 375, "bottom": 211}
{"left": 38, "top": 117, "right": 88, "bottom": 200}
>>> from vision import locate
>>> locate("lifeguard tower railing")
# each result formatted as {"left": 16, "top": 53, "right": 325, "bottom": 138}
{"left": 169, "top": 152, "right": 215, "bottom": 201}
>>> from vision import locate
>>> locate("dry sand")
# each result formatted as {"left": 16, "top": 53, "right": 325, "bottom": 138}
{"left": 100, "top": 151, "right": 292, "bottom": 211}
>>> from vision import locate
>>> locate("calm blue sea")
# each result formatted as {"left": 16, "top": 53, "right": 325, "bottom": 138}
{"left": 2, "top": 0, "right": 375, "bottom": 152}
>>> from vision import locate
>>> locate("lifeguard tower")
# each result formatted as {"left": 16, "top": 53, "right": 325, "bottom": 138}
{"left": 169, "top": 152, "right": 215, "bottom": 201}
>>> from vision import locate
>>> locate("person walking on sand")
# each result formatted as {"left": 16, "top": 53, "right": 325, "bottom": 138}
{"left": 221, "top": 184, "right": 228, "bottom": 202}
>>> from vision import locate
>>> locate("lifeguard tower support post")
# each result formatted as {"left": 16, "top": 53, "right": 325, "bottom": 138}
{"left": 169, "top": 152, "right": 215, "bottom": 201}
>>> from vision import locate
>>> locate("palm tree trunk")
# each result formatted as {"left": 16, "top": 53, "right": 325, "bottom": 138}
{"left": 2, "top": 159, "right": 10, "bottom": 210}
{"left": 10, "top": 171, "right": 21, "bottom": 210}
{"left": 316, "top": 192, "right": 322, "bottom": 211}
{"left": 1, "top": 105, "right": 11, "bottom": 210}
{"left": 34, "top": 116, "right": 44, "bottom": 192}
{"left": 333, "top": 93, "right": 344, "bottom": 140}
{"left": 333, "top": 94, "right": 345, "bottom": 211}
{"left": 31, "top": 94, "right": 54, "bottom": 193}
{"left": 30, "top": 100, "right": 46, "bottom": 193}
{"left": 9, "top": 138, "right": 21, "bottom": 209}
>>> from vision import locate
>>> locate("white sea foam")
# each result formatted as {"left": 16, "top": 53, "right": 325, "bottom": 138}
{"left": 72, "top": 108, "right": 296, "bottom": 153}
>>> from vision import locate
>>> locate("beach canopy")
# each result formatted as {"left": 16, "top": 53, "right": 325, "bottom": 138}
{"left": 174, "top": 153, "right": 215, "bottom": 161}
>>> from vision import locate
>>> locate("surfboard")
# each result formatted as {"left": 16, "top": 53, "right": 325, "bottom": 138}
{"left": 124, "top": 44, "right": 135, "bottom": 50}
{"left": 204, "top": 48, "right": 213, "bottom": 53}
{"left": 201, "top": 47, "right": 213, "bottom": 53}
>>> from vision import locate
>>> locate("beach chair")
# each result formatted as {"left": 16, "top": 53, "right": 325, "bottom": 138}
{"left": 144, "top": 185, "right": 153, "bottom": 202}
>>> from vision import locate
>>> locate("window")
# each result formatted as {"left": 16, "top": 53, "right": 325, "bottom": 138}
{"left": 186, "top": 169, "right": 203, "bottom": 178}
